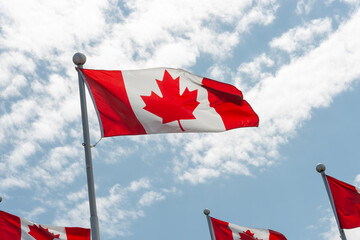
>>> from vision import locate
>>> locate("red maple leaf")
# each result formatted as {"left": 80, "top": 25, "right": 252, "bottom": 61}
{"left": 28, "top": 224, "right": 60, "bottom": 240}
{"left": 239, "top": 230, "right": 263, "bottom": 240}
{"left": 141, "top": 70, "right": 200, "bottom": 131}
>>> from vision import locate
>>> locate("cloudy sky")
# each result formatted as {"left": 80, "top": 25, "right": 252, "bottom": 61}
{"left": 1, "top": 0, "right": 360, "bottom": 239}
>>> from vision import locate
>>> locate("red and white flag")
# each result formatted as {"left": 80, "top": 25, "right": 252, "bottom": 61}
{"left": 326, "top": 175, "right": 360, "bottom": 229}
{"left": 80, "top": 68, "right": 259, "bottom": 137}
{"left": 210, "top": 217, "right": 287, "bottom": 240}
{"left": 0, "top": 210, "right": 90, "bottom": 240}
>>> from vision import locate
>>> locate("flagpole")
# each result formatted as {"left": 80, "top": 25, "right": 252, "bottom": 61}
{"left": 204, "top": 209, "right": 216, "bottom": 240}
{"left": 316, "top": 163, "right": 347, "bottom": 240}
{"left": 73, "top": 52, "right": 101, "bottom": 240}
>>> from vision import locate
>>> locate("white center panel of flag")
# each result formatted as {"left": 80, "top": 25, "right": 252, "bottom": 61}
{"left": 122, "top": 68, "right": 226, "bottom": 134}
{"left": 229, "top": 223, "right": 270, "bottom": 240}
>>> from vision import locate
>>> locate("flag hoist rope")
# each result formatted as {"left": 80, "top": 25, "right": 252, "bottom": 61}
{"left": 73, "top": 52, "right": 101, "bottom": 240}
{"left": 316, "top": 163, "right": 347, "bottom": 240}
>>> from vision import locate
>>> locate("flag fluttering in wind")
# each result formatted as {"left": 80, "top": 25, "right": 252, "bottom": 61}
{"left": 0, "top": 210, "right": 90, "bottom": 240}
{"left": 326, "top": 175, "right": 360, "bottom": 229}
{"left": 210, "top": 217, "right": 287, "bottom": 240}
{"left": 79, "top": 68, "right": 259, "bottom": 137}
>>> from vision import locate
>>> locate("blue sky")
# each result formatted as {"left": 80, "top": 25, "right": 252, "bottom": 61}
{"left": 1, "top": 0, "right": 360, "bottom": 239}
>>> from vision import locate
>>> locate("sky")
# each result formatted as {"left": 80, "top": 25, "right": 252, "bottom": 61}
{"left": 1, "top": 0, "right": 360, "bottom": 239}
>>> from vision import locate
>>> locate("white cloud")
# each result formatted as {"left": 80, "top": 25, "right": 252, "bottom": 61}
{"left": 66, "top": 186, "right": 88, "bottom": 202}
{"left": 341, "top": 0, "right": 360, "bottom": 6}
{"left": 94, "top": 138, "right": 139, "bottom": 164}
{"left": 87, "top": 0, "right": 279, "bottom": 69}
{"left": 0, "top": 0, "right": 108, "bottom": 57}
{"left": 0, "top": 52, "right": 36, "bottom": 98}
{"left": 355, "top": 174, "right": 360, "bottom": 186}
{"left": 320, "top": 215, "right": 340, "bottom": 240}
{"left": 127, "top": 178, "right": 151, "bottom": 192}
{"left": 21, "top": 207, "right": 46, "bottom": 221}
{"left": 234, "top": 53, "right": 274, "bottom": 90}
{"left": 0, "top": 143, "right": 83, "bottom": 192}
{"left": 138, "top": 191, "right": 165, "bottom": 206}
{"left": 3, "top": 141, "right": 38, "bottom": 172}
{"left": 0, "top": 176, "right": 31, "bottom": 189}
{"left": 296, "top": 0, "right": 315, "bottom": 15}
{"left": 270, "top": 18, "right": 332, "bottom": 54}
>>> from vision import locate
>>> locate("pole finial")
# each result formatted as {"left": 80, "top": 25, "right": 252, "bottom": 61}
{"left": 73, "top": 52, "right": 86, "bottom": 66}
{"left": 0, "top": 196, "right": 2, "bottom": 202}
{"left": 203, "top": 208, "right": 210, "bottom": 216}
{"left": 316, "top": 163, "right": 326, "bottom": 173}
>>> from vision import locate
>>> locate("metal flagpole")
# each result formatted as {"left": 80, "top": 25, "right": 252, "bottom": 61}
{"left": 316, "top": 163, "right": 347, "bottom": 240}
{"left": 204, "top": 209, "right": 216, "bottom": 240}
{"left": 73, "top": 52, "right": 101, "bottom": 240}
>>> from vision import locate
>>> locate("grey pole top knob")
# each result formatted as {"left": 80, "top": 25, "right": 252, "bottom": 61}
{"left": 73, "top": 52, "right": 86, "bottom": 66}
{"left": 203, "top": 208, "right": 210, "bottom": 215}
{"left": 316, "top": 163, "right": 326, "bottom": 173}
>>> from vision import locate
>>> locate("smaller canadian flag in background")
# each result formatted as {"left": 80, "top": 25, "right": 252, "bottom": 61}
{"left": 210, "top": 217, "right": 287, "bottom": 240}
{"left": 326, "top": 175, "right": 360, "bottom": 229}
{"left": 0, "top": 210, "right": 90, "bottom": 240}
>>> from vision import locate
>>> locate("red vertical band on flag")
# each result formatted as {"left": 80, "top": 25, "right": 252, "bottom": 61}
{"left": 269, "top": 229, "right": 287, "bottom": 240}
{"left": 210, "top": 217, "right": 233, "bottom": 240}
{"left": 202, "top": 78, "right": 259, "bottom": 130}
{"left": 0, "top": 210, "right": 21, "bottom": 240}
{"left": 65, "top": 227, "right": 91, "bottom": 240}
{"left": 80, "top": 69, "right": 146, "bottom": 137}
{"left": 326, "top": 175, "right": 360, "bottom": 229}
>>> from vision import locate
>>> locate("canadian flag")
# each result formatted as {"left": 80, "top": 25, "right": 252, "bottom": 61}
{"left": 210, "top": 217, "right": 287, "bottom": 240}
{"left": 79, "top": 68, "right": 259, "bottom": 137}
{"left": 0, "top": 210, "right": 90, "bottom": 240}
{"left": 326, "top": 175, "right": 360, "bottom": 229}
